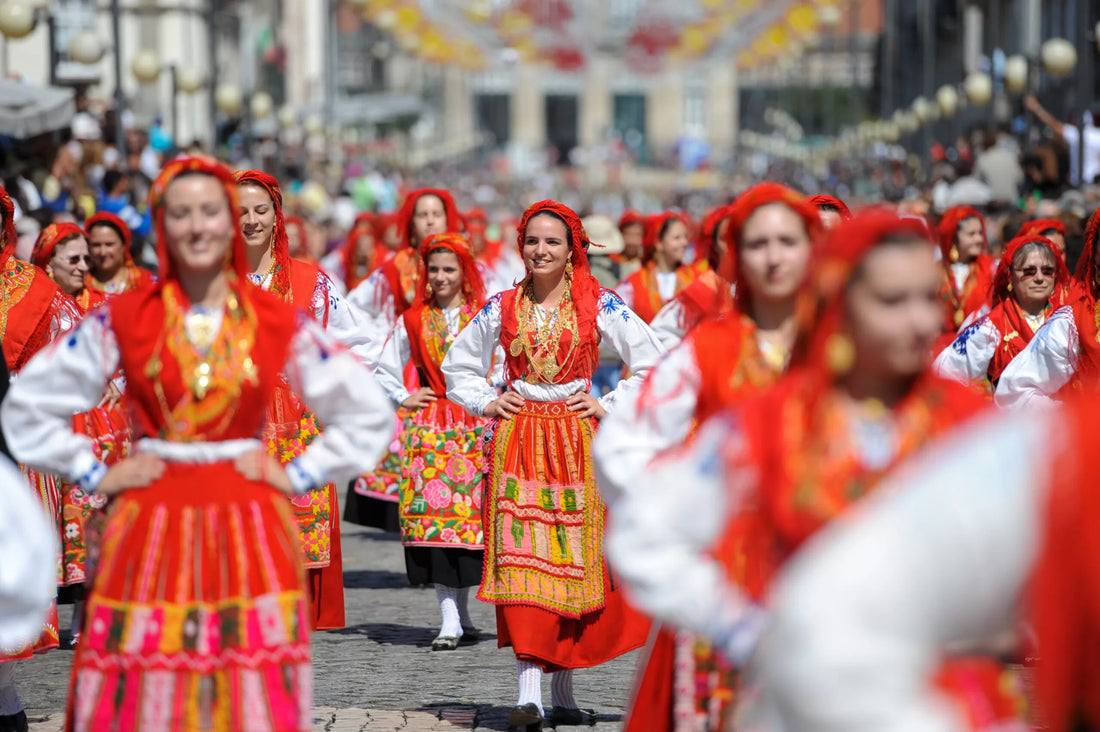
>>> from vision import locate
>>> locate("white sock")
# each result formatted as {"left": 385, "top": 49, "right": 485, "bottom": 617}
{"left": 72, "top": 599, "right": 83, "bottom": 637}
{"left": 456, "top": 587, "right": 475, "bottom": 627}
{"left": 435, "top": 586, "right": 462, "bottom": 638}
{"left": 516, "top": 659, "right": 544, "bottom": 714}
{"left": 551, "top": 669, "right": 578, "bottom": 710}
{"left": 0, "top": 662, "right": 22, "bottom": 716}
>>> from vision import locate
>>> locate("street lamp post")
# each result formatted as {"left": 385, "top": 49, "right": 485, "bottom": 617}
{"left": 110, "top": 0, "right": 125, "bottom": 160}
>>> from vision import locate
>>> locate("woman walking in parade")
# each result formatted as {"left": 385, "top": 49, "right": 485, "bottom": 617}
{"left": 1, "top": 156, "right": 394, "bottom": 731}
{"left": 32, "top": 223, "right": 132, "bottom": 645}
{"left": 443, "top": 200, "right": 664, "bottom": 729}
{"left": 235, "top": 169, "right": 379, "bottom": 631}
{"left": 84, "top": 212, "right": 155, "bottom": 295}
{"left": 374, "top": 232, "right": 490, "bottom": 651}
{"left": 617, "top": 211, "right": 703, "bottom": 325}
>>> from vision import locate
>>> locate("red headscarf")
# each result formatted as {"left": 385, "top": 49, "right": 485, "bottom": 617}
{"left": 151, "top": 156, "right": 249, "bottom": 284}
{"left": 234, "top": 170, "right": 292, "bottom": 294}
{"left": 0, "top": 186, "right": 18, "bottom": 269}
{"left": 416, "top": 232, "right": 486, "bottom": 307}
{"left": 1020, "top": 217, "right": 1066, "bottom": 240}
{"left": 618, "top": 209, "right": 646, "bottom": 233}
{"left": 396, "top": 188, "right": 462, "bottom": 250}
{"left": 341, "top": 212, "right": 383, "bottom": 291}
{"left": 500, "top": 200, "right": 602, "bottom": 385}
{"left": 32, "top": 223, "right": 85, "bottom": 270}
{"left": 85, "top": 211, "right": 134, "bottom": 263}
{"left": 642, "top": 211, "right": 686, "bottom": 263}
{"left": 937, "top": 206, "right": 986, "bottom": 263}
{"left": 699, "top": 204, "right": 733, "bottom": 271}
{"left": 464, "top": 207, "right": 488, "bottom": 230}
{"left": 992, "top": 235, "right": 1071, "bottom": 308}
{"left": 807, "top": 194, "right": 853, "bottom": 222}
{"left": 722, "top": 183, "right": 820, "bottom": 311}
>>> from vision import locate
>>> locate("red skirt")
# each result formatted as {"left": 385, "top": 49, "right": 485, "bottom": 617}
{"left": 67, "top": 461, "right": 311, "bottom": 732}
{"left": 481, "top": 401, "right": 648, "bottom": 671}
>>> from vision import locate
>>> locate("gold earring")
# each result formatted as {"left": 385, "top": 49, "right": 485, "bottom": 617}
{"left": 1007, "top": 282, "right": 1013, "bottom": 292}
{"left": 426, "top": 282, "right": 434, "bottom": 295}
{"left": 824, "top": 332, "right": 855, "bottom": 375}
{"left": 949, "top": 245, "right": 959, "bottom": 263}
{"left": 565, "top": 259, "right": 574, "bottom": 277}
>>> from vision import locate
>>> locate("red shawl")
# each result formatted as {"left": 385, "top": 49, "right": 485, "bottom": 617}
{"left": 0, "top": 185, "right": 16, "bottom": 269}
{"left": 499, "top": 200, "right": 602, "bottom": 385}
{"left": 622, "top": 261, "right": 704, "bottom": 324}
{"left": 806, "top": 194, "right": 853, "bottom": 221}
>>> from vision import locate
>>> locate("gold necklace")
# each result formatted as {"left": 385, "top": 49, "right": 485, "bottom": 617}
{"left": 509, "top": 279, "right": 578, "bottom": 382}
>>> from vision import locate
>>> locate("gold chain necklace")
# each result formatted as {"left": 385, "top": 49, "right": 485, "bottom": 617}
{"left": 509, "top": 279, "right": 578, "bottom": 383}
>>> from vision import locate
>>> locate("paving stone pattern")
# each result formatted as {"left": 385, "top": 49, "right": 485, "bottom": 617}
{"left": 19, "top": 513, "right": 639, "bottom": 731}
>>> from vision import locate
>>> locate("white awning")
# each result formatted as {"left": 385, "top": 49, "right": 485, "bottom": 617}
{"left": 0, "top": 80, "right": 77, "bottom": 139}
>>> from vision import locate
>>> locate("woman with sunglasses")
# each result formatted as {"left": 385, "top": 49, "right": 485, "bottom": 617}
{"left": 32, "top": 224, "right": 133, "bottom": 639}
{"left": 997, "top": 211, "right": 1100, "bottom": 409}
{"left": 934, "top": 235, "right": 1071, "bottom": 391}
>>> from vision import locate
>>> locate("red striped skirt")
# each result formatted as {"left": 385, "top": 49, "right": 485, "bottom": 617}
{"left": 66, "top": 461, "right": 311, "bottom": 732}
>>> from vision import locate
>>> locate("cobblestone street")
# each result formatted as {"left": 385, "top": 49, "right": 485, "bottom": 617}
{"left": 16, "top": 512, "right": 639, "bottom": 731}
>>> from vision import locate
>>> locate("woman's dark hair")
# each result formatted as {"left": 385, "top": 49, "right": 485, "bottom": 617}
{"left": 527, "top": 210, "right": 574, "bottom": 250}
{"left": 658, "top": 215, "right": 680, "bottom": 242}
{"left": 87, "top": 219, "right": 126, "bottom": 243}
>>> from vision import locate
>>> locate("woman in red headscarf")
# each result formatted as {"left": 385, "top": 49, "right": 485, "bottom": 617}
{"left": 938, "top": 206, "right": 995, "bottom": 332}
{"left": 996, "top": 209, "right": 1100, "bottom": 409}
{"left": 346, "top": 188, "right": 463, "bottom": 328}
{"left": 609, "top": 210, "right": 1025, "bottom": 731}
{"left": 235, "top": 169, "right": 379, "bottom": 631}
{"left": 344, "top": 188, "right": 463, "bottom": 533}
{"left": 85, "top": 211, "right": 155, "bottom": 295}
{"left": 617, "top": 212, "right": 704, "bottom": 324}
{"left": 1, "top": 156, "right": 395, "bottom": 732}
{"left": 594, "top": 183, "right": 818, "bottom": 732}
{"left": 614, "top": 210, "right": 647, "bottom": 280}
{"left": 374, "top": 233, "right": 489, "bottom": 651}
{"left": 648, "top": 204, "right": 736, "bottom": 348}
{"left": 935, "top": 234, "right": 1071, "bottom": 392}
{"left": 284, "top": 214, "right": 312, "bottom": 262}
{"left": 443, "top": 200, "right": 664, "bottom": 728}
{"left": 32, "top": 223, "right": 132, "bottom": 633}
{"left": 0, "top": 187, "right": 81, "bottom": 729}
{"left": 321, "top": 212, "right": 385, "bottom": 295}
{"left": 467, "top": 207, "right": 526, "bottom": 295}
{"left": 1018, "top": 217, "right": 1067, "bottom": 261}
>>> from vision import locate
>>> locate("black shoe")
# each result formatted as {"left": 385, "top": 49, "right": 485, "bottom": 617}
{"left": 459, "top": 625, "right": 480, "bottom": 644}
{"left": 0, "top": 711, "right": 29, "bottom": 732}
{"left": 431, "top": 635, "right": 460, "bottom": 651}
{"left": 507, "top": 703, "right": 544, "bottom": 730}
{"left": 550, "top": 707, "right": 585, "bottom": 726}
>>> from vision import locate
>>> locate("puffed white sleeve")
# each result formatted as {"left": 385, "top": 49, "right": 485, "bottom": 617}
{"left": 647, "top": 298, "right": 688, "bottom": 349}
{"left": 594, "top": 290, "right": 666, "bottom": 412}
{"left": 616, "top": 278, "right": 635, "bottom": 312}
{"left": 758, "top": 412, "right": 1049, "bottom": 732}
{"left": 932, "top": 317, "right": 999, "bottom": 386}
{"left": 442, "top": 294, "right": 503, "bottom": 417}
{"left": 283, "top": 313, "right": 396, "bottom": 495}
{"left": 0, "top": 454, "right": 57, "bottom": 651}
{"left": 994, "top": 306, "right": 1077, "bottom": 410}
{"left": 1, "top": 307, "right": 119, "bottom": 493}
{"left": 594, "top": 337, "right": 701, "bottom": 508}
{"left": 346, "top": 268, "right": 396, "bottom": 328}
{"left": 374, "top": 318, "right": 414, "bottom": 406}
{"left": 313, "top": 272, "right": 387, "bottom": 366}
{"left": 607, "top": 413, "right": 767, "bottom": 666}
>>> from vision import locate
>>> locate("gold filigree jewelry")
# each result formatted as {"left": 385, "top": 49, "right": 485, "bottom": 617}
{"left": 950, "top": 245, "right": 959, "bottom": 263}
{"left": 510, "top": 279, "right": 579, "bottom": 382}
{"left": 824, "top": 332, "right": 856, "bottom": 375}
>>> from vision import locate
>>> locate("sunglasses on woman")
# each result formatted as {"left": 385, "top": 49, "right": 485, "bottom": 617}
{"left": 59, "top": 254, "right": 92, "bottom": 266}
{"left": 1014, "top": 266, "right": 1056, "bottom": 278}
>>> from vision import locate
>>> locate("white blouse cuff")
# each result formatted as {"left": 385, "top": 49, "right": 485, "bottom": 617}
{"left": 70, "top": 451, "right": 109, "bottom": 495}
{"left": 287, "top": 455, "right": 324, "bottom": 496}
{"left": 714, "top": 603, "right": 770, "bottom": 667}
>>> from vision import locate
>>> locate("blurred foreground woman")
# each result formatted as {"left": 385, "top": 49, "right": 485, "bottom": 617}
{"left": 1, "top": 157, "right": 394, "bottom": 731}
{"left": 609, "top": 210, "right": 1026, "bottom": 730}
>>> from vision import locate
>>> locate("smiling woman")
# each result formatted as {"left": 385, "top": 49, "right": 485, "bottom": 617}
{"left": 616, "top": 212, "right": 706, "bottom": 324}
{"left": 1, "top": 156, "right": 395, "bottom": 731}
{"left": 442, "top": 200, "right": 665, "bottom": 728}
{"left": 84, "top": 211, "right": 155, "bottom": 295}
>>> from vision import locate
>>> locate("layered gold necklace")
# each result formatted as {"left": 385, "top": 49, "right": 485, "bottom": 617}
{"left": 509, "top": 278, "right": 578, "bottom": 383}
